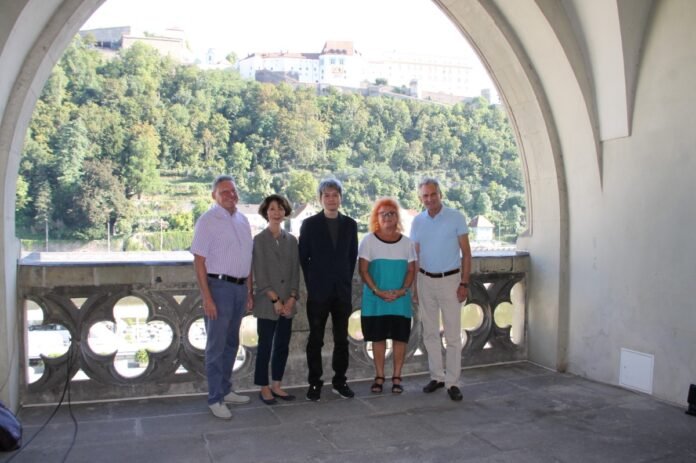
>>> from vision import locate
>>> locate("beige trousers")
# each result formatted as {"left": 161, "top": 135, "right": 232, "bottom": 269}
{"left": 417, "top": 272, "right": 462, "bottom": 388}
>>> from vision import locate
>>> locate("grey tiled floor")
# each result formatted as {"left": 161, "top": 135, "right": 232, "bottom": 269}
{"left": 3, "top": 362, "right": 695, "bottom": 462}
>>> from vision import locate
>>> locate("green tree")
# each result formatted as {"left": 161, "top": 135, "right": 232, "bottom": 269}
{"left": 166, "top": 211, "right": 194, "bottom": 231}
{"left": 124, "top": 123, "right": 160, "bottom": 198}
{"left": 192, "top": 198, "right": 212, "bottom": 223}
{"left": 225, "top": 52, "right": 238, "bottom": 65}
{"left": 32, "top": 181, "right": 53, "bottom": 233}
{"left": 245, "top": 165, "right": 272, "bottom": 203}
{"left": 285, "top": 171, "right": 317, "bottom": 205}
{"left": 15, "top": 176, "right": 30, "bottom": 223}
{"left": 54, "top": 119, "right": 91, "bottom": 190}
{"left": 59, "top": 35, "right": 103, "bottom": 104}
{"left": 472, "top": 191, "right": 493, "bottom": 217}
{"left": 67, "top": 159, "right": 129, "bottom": 239}
{"left": 228, "top": 142, "right": 253, "bottom": 187}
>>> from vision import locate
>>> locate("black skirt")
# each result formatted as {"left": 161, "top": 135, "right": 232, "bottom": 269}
{"left": 361, "top": 315, "right": 411, "bottom": 343}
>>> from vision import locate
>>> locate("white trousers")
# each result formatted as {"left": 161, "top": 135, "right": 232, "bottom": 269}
{"left": 417, "top": 272, "right": 462, "bottom": 388}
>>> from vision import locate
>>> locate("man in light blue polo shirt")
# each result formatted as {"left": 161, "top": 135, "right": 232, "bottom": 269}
{"left": 410, "top": 177, "right": 471, "bottom": 402}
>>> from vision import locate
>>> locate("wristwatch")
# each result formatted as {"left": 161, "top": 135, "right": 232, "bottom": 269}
{"left": 459, "top": 282, "right": 469, "bottom": 288}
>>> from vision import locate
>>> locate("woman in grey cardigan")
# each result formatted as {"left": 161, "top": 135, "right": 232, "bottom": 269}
{"left": 253, "top": 194, "right": 300, "bottom": 404}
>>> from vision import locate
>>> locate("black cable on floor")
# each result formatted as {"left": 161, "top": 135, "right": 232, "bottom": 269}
{"left": 6, "top": 343, "right": 78, "bottom": 462}
{"left": 61, "top": 346, "right": 78, "bottom": 463}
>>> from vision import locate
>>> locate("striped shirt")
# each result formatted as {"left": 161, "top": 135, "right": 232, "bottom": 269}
{"left": 190, "top": 204, "right": 253, "bottom": 278}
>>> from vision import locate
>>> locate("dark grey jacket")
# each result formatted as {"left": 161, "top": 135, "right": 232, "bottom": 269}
{"left": 252, "top": 228, "right": 300, "bottom": 320}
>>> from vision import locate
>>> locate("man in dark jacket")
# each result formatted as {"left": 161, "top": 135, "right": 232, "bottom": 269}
{"left": 299, "top": 178, "right": 358, "bottom": 401}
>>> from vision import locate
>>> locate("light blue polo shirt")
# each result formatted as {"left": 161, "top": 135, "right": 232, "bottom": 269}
{"left": 410, "top": 206, "right": 468, "bottom": 273}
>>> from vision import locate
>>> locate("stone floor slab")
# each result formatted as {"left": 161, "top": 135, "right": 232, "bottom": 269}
{"left": 4, "top": 362, "right": 694, "bottom": 463}
{"left": 204, "top": 422, "right": 335, "bottom": 462}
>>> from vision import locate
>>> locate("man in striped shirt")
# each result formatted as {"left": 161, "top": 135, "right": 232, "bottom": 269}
{"left": 191, "top": 175, "right": 254, "bottom": 419}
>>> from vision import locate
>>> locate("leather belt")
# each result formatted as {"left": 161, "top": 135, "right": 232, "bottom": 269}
{"left": 419, "top": 268, "right": 460, "bottom": 278}
{"left": 207, "top": 273, "right": 247, "bottom": 285}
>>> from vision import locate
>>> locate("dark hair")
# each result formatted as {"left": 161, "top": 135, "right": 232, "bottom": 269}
{"left": 318, "top": 177, "right": 343, "bottom": 198}
{"left": 212, "top": 175, "right": 235, "bottom": 192}
{"left": 258, "top": 194, "right": 292, "bottom": 221}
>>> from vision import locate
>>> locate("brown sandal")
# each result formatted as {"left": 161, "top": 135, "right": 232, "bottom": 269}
{"left": 391, "top": 376, "right": 403, "bottom": 394}
{"left": 371, "top": 376, "right": 385, "bottom": 393}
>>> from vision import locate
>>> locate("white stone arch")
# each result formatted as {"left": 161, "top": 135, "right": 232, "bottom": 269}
{"left": 4, "top": 0, "right": 657, "bottom": 407}
{"left": 0, "top": 0, "right": 111, "bottom": 407}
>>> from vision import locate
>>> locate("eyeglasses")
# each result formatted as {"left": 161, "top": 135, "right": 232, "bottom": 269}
{"left": 379, "top": 211, "right": 397, "bottom": 218}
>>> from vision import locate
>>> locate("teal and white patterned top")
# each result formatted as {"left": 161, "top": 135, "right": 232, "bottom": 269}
{"left": 358, "top": 233, "right": 416, "bottom": 318}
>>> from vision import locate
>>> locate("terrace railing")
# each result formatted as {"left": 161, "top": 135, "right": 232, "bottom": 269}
{"left": 18, "top": 251, "right": 529, "bottom": 404}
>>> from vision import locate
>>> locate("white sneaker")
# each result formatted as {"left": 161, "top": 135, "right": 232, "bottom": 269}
{"left": 223, "top": 391, "right": 251, "bottom": 404}
{"left": 209, "top": 402, "right": 232, "bottom": 420}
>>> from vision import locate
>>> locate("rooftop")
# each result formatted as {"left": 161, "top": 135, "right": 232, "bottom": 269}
{"left": 7, "top": 362, "right": 695, "bottom": 462}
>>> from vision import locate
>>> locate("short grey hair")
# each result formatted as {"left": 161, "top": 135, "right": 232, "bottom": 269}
{"left": 318, "top": 177, "right": 343, "bottom": 198}
{"left": 212, "top": 175, "right": 235, "bottom": 192}
{"left": 418, "top": 177, "right": 442, "bottom": 194}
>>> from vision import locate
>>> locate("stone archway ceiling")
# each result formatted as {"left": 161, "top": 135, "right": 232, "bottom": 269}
{"left": 439, "top": 0, "right": 652, "bottom": 185}
{"left": 557, "top": 0, "right": 654, "bottom": 141}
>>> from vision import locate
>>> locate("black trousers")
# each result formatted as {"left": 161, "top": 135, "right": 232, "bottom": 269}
{"left": 254, "top": 316, "right": 293, "bottom": 386}
{"left": 306, "top": 297, "right": 351, "bottom": 386}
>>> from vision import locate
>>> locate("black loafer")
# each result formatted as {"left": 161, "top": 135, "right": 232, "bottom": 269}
{"left": 271, "top": 391, "right": 296, "bottom": 401}
{"left": 422, "top": 380, "right": 445, "bottom": 393}
{"left": 447, "top": 386, "right": 463, "bottom": 401}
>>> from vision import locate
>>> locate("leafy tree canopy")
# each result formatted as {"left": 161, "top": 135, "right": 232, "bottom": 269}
{"left": 17, "top": 35, "right": 525, "bottom": 243}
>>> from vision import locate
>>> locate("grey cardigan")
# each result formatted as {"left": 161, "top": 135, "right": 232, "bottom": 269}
{"left": 252, "top": 228, "right": 300, "bottom": 320}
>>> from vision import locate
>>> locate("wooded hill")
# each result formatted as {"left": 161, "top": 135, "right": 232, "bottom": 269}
{"left": 17, "top": 36, "right": 525, "bottom": 245}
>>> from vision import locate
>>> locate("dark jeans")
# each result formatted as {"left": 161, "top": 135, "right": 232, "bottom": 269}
{"left": 306, "top": 297, "right": 351, "bottom": 386}
{"left": 254, "top": 316, "right": 293, "bottom": 386}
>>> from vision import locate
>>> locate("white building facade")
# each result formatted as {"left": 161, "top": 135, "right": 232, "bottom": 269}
{"left": 238, "top": 52, "right": 321, "bottom": 83}
{"left": 237, "top": 41, "right": 488, "bottom": 97}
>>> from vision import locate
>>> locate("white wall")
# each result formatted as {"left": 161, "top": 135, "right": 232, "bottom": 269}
{"left": 444, "top": 0, "right": 696, "bottom": 406}
{"left": 567, "top": 0, "right": 696, "bottom": 403}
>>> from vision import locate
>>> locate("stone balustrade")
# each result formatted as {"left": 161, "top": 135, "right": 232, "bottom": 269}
{"left": 18, "top": 251, "right": 529, "bottom": 404}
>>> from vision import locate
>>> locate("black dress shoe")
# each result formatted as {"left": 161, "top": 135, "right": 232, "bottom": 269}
{"left": 259, "top": 392, "right": 277, "bottom": 405}
{"left": 271, "top": 391, "right": 296, "bottom": 401}
{"left": 422, "top": 380, "right": 445, "bottom": 393}
{"left": 447, "top": 386, "right": 463, "bottom": 401}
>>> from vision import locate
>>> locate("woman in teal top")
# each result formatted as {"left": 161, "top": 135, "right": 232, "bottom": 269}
{"left": 358, "top": 198, "right": 416, "bottom": 394}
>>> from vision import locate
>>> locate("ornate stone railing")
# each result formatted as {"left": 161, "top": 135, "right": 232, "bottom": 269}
{"left": 18, "top": 251, "right": 529, "bottom": 404}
